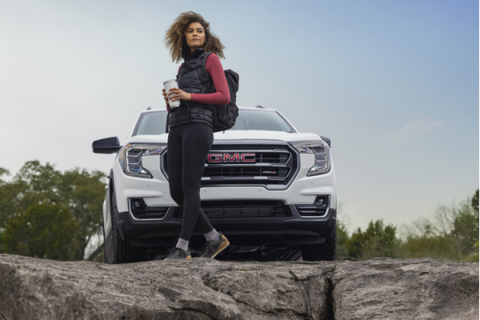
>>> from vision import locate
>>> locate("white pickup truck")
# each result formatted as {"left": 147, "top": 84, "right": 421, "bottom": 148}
{"left": 93, "top": 106, "right": 337, "bottom": 263}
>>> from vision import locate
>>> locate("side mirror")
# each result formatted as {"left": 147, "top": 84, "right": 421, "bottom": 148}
{"left": 92, "top": 137, "right": 122, "bottom": 154}
{"left": 319, "top": 136, "right": 331, "bottom": 147}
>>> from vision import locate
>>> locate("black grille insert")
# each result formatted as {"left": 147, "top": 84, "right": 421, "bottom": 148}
{"left": 173, "top": 200, "right": 291, "bottom": 219}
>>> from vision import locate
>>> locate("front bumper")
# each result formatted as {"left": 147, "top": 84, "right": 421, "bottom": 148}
{"left": 110, "top": 148, "right": 337, "bottom": 249}
{"left": 116, "top": 202, "right": 336, "bottom": 248}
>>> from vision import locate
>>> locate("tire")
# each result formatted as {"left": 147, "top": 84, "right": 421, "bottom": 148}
{"left": 103, "top": 190, "right": 136, "bottom": 264}
{"left": 301, "top": 227, "right": 337, "bottom": 261}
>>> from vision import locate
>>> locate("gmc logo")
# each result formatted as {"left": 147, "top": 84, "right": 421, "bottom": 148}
{"left": 207, "top": 153, "right": 256, "bottom": 163}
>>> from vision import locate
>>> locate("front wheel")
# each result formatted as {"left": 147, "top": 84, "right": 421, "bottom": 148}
{"left": 103, "top": 190, "right": 136, "bottom": 264}
{"left": 301, "top": 227, "right": 337, "bottom": 261}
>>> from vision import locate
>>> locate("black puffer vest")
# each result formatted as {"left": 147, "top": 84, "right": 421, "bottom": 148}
{"left": 168, "top": 49, "right": 214, "bottom": 129}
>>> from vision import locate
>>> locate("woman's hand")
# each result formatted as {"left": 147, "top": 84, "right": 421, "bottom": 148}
{"left": 162, "top": 88, "right": 169, "bottom": 104}
{"left": 162, "top": 88, "right": 170, "bottom": 111}
{"left": 167, "top": 87, "right": 191, "bottom": 102}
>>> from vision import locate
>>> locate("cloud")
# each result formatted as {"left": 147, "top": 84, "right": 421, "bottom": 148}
{"left": 380, "top": 120, "right": 444, "bottom": 145}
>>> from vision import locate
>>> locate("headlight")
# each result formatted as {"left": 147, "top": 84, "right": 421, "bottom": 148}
{"left": 291, "top": 140, "right": 330, "bottom": 176}
{"left": 119, "top": 143, "right": 167, "bottom": 179}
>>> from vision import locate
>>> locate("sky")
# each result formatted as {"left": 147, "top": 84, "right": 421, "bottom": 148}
{"left": 1, "top": 0, "right": 478, "bottom": 232}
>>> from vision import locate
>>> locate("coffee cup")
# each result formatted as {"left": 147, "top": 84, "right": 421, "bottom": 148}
{"left": 163, "top": 79, "right": 181, "bottom": 108}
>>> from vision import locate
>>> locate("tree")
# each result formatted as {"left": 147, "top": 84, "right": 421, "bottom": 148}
{"left": 344, "top": 220, "right": 399, "bottom": 260}
{"left": 472, "top": 189, "right": 479, "bottom": 260}
{"left": 2, "top": 203, "right": 78, "bottom": 260}
{"left": 360, "top": 220, "right": 398, "bottom": 259}
{"left": 472, "top": 189, "right": 479, "bottom": 212}
{"left": 336, "top": 224, "right": 350, "bottom": 260}
{"left": 451, "top": 201, "right": 478, "bottom": 256}
{"left": 335, "top": 201, "right": 350, "bottom": 260}
{"left": 450, "top": 189, "right": 479, "bottom": 260}
{"left": 399, "top": 220, "right": 457, "bottom": 260}
{"left": 0, "top": 161, "right": 106, "bottom": 260}
{"left": 0, "top": 167, "right": 12, "bottom": 252}
{"left": 0, "top": 168, "right": 12, "bottom": 225}
{"left": 345, "top": 227, "right": 364, "bottom": 260}
{"left": 57, "top": 168, "right": 105, "bottom": 260}
{"left": 9, "top": 161, "right": 63, "bottom": 209}
{"left": 399, "top": 190, "right": 479, "bottom": 262}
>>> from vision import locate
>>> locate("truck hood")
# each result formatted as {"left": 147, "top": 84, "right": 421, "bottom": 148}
{"left": 127, "top": 130, "right": 323, "bottom": 145}
{"left": 214, "top": 130, "right": 322, "bottom": 143}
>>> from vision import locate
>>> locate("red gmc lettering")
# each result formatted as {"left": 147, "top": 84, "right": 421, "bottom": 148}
{"left": 224, "top": 153, "right": 240, "bottom": 162}
{"left": 207, "top": 153, "right": 256, "bottom": 163}
{"left": 241, "top": 153, "right": 255, "bottom": 162}
{"left": 208, "top": 154, "right": 222, "bottom": 163}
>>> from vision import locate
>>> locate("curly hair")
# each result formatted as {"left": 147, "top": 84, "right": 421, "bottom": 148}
{"left": 165, "top": 11, "right": 225, "bottom": 63}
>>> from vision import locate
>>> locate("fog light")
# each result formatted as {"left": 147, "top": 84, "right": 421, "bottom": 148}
{"left": 295, "top": 196, "right": 329, "bottom": 217}
{"left": 132, "top": 199, "right": 145, "bottom": 210}
{"left": 314, "top": 197, "right": 325, "bottom": 206}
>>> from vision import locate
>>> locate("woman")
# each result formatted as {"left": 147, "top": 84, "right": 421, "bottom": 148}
{"left": 162, "top": 11, "right": 230, "bottom": 259}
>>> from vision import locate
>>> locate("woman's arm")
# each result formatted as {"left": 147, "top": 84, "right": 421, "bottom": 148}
{"left": 190, "top": 53, "right": 230, "bottom": 105}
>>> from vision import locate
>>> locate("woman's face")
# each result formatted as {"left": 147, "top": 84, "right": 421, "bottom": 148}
{"left": 184, "top": 22, "right": 206, "bottom": 52}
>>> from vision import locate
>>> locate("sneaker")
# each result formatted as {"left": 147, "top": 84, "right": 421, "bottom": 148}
{"left": 164, "top": 248, "right": 192, "bottom": 260}
{"left": 201, "top": 233, "right": 230, "bottom": 259}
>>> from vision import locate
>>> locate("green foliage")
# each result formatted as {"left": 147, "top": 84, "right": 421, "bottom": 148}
{"left": 344, "top": 227, "right": 364, "bottom": 260}
{"left": 340, "top": 220, "right": 398, "bottom": 260}
{"left": 2, "top": 203, "right": 78, "bottom": 260}
{"left": 400, "top": 233, "right": 457, "bottom": 260}
{"left": 0, "top": 168, "right": 14, "bottom": 253}
{"left": 472, "top": 189, "right": 479, "bottom": 212}
{"left": 335, "top": 223, "right": 350, "bottom": 260}
{"left": 398, "top": 192, "right": 479, "bottom": 262}
{"left": 0, "top": 161, "right": 106, "bottom": 261}
{"left": 0, "top": 168, "right": 13, "bottom": 226}
{"left": 337, "top": 189, "right": 479, "bottom": 262}
{"left": 452, "top": 202, "right": 478, "bottom": 256}
{"left": 362, "top": 220, "right": 398, "bottom": 259}
{"left": 57, "top": 168, "right": 106, "bottom": 260}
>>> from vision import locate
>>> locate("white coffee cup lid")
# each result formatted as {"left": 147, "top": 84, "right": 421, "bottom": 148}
{"left": 163, "top": 79, "right": 177, "bottom": 85}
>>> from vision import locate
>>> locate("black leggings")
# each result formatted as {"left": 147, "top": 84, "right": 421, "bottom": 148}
{"left": 167, "top": 123, "right": 214, "bottom": 241}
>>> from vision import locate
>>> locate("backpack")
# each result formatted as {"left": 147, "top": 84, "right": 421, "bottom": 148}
{"left": 194, "top": 52, "right": 240, "bottom": 133}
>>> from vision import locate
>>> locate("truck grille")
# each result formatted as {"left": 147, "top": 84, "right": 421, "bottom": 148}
{"left": 162, "top": 143, "right": 298, "bottom": 188}
{"left": 173, "top": 200, "right": 291, "bottom": 219}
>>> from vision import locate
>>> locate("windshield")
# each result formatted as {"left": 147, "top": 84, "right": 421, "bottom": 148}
{"left": 230, "top": 109, "right": 295, "bottom": 133}
{"left": 132, "top": 109, "right": 295, "bottom": 136}
{"left": 132, "top": 111, "right": 168, "bottom": 136}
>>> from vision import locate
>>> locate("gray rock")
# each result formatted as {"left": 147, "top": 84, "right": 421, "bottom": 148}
{"left": 0, "top": 254, "right": 477, "bottom": 320}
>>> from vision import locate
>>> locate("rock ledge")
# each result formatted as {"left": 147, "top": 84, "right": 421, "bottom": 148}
{"left": 0, "top": 254, "right": 477, "bottom": 320}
